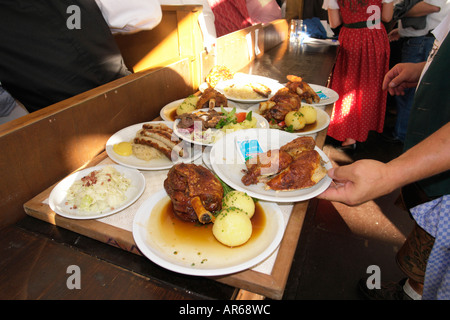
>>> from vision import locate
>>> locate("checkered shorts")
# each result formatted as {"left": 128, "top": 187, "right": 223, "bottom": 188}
{"left": 411, "top": 195, "right": 450, "bottom": 300}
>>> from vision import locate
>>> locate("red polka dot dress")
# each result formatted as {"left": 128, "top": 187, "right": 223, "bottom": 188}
{"left": 208, "top": 0, "right": 253, "bottom": 37}
{"left": 327, "top": 0, "right": 390, "bottom": 143}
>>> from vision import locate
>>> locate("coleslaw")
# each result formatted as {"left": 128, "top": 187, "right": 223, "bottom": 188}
{"left": 66, "top": 166, "right": 131, "bottom": 214}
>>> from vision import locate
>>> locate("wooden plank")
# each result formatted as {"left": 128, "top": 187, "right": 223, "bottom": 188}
{"left": 0, "top": 225, "right": 207, "bottom": 300}
{"left": 114, "top": 5, "right": 203, "bottom": 74}
{"left": 0, "top": 60, "right": 193, "bottom": 230}
{"left": 263, "top": 19, "right": 289, "bottom": 52}
{"left": 216, "top": 24, "right": 263, "bottom": 72}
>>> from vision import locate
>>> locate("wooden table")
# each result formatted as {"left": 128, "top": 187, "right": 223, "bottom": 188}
{"left": 20, "top": 40, "right": 337, "bottom": 300}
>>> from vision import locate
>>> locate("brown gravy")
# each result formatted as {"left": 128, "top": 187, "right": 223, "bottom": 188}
{"left": 158, "top": 200, "right": 266, "bottom": 248}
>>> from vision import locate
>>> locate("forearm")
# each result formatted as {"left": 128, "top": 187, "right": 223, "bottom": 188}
{"left": 328, "top": 9, "right": 342, "bottom": 28}
{"left": 381, "top": 2, "right": 393, "bottom": 23}
{"left": 385, "top": 122, "right": 450, "bottom": 190}
{"left": 405, "top": 2, "right": 440, "bottom": 17}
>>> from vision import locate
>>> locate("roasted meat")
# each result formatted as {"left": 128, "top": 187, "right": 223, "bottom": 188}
{"left": 164, "top": 163, "right": 223, "bottom": 223}
{"left": 176, "top": 109, "right": 226, "bottom": 130}
{"left": 241, "top": 149, "right": 293, "bottom": 186}
{"left": 240, "top": 137, "right": 327, "bottom": 190}
{"left": 280, "top": 136, "right": 316, "bottom": 159}
{"left": 196, "top": 87, "right": 228, "bottom": 109}
{"left": 259, "top": 87, "right": 301, "bottom": 122}
{"left": 266, "top": 149, "right": 327, "bottom": 191}
{"left": 285, "top": 75, "right": 320, "bottom": 104}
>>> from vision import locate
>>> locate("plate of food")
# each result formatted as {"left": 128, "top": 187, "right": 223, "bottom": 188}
{"left": 210, "top": 129, "right": 332, "bottom": 202}
{"left": 308, "top": 84, "right": 339, "bottom": 106}
{"left": 172, "top": 107, "right": 269, "bottom": 146}
{"left": 132, "top": 163, "right": 285, "bottom": 276}
{"left": 49, "top": 164, "right": 145, "bottom": 220}
{"left": 214, "top": 74, "right": 285, "bottom": 104}
{"left": 272, "top": 75, "right": 338, "bottom": 106}
{"left": 160, "top": 94, "right": 239, "bottom": 122}
{"left": 106, "top": 121, "right": 202, "bottom": 170}
{"left": 250, "top": 103, "right": 330, "bottom": 135}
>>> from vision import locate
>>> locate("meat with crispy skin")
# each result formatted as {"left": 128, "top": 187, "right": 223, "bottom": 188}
{"left": 164, "top": 163, "right": 223, "bottom": 223}
{"left": 241, "top": 149, "right": 293, "bottom": 186}
{"left": 280, "top": 136, "right": 316, "bottom": 159}
{"left": 266, "top": 149, "right": 327, "bottom": 191}
{"left": 285, "top": 75, "right": 320, "bottom": 104}
{"left": 197, "top": 87, "right": 228, "bottom": 109}
{"left": 260, "top": 87, "right": 301, "bottom": 122}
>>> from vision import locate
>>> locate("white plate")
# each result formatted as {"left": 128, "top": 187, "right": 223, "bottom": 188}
{"left": 49, "top": 164, "right": 145, "bottom": 220}
{"left": 215, "top": 75, "right": 285, "bottom": 104}
{"left": 249, "top": 104, "right": 330, "bottom": 135}
{"left": 132, "top": 190, "right": 285, "bottom": 276}
{"left": 106, "top": 121, "right": 202, "bottom": 170}
{"left": 210, "top": 128, "right": 332, "bottom": 202}
{"left": 202, "top": 146, "right": 213, "bottom": 170}
{"left": 173, "top": 107, "right": 269, "bottom": 146}
{"left": 308, "top": 84, "right": 339, "bottom": 106}
{"left": 160, "top": 99, "right": 239, "bottom": 122}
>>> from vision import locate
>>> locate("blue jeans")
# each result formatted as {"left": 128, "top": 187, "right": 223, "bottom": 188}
{"left": 394, "top": 36, "right": 434, "bottom": 142}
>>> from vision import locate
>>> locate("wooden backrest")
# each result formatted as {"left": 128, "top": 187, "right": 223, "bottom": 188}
{"left": 215, "top": 24, "right": 263, "bottom": 72}
{"left": 263, "top": 19, "right": 289, "bottom": 52}
{"left": 114, "top": 5, "right": 205, "bottom": 88}
{"left": 0, "top": 60, "right": 193, "bottom": 229}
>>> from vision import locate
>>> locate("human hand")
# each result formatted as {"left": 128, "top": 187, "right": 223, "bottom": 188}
{"left": 388, "top": 28, "right": 400, "bottom": 42}
{"left": 317, "top": 160, "right": 393, "bottom": 206}
{"left": 382, "top": 62, "right": 425, "bottom": 96}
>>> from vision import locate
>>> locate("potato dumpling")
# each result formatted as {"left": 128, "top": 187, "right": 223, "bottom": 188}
{"left": 285, "top": 110, "right": 306, "bottom": 130}
{"left": 222, "top": 190, "right": 255, "bottom": 218}
{"left": 299, "top": 104, "right": 317, "bottom": 124}
{"left": 176, "top": 95, "right": 199, "bottom": 115}
{"left": 240, "top": 116, "right": 257, "bottom": 129}
{"left": 212, "top": 207, "right": 252, "bottom": 247}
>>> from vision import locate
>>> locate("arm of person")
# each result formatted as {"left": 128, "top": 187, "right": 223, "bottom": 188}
{"left": 382, "top": 62, "right": 426, "bottom": 96}
{"left": 328, "top": 9, "right": 342, "bottom": 28}
{"left": 381, "top": 1, "right": 394, "bottom": 23}
{"left": 322, "top": 0, "right": 342, "bottom": 28}
{"left": 317, "top": 122, "right": 450, "bottom": 206}
{"left": 95, "top": 0, "right": 163, "bottom": 34}
{"left": 405, "top": 1, "right": 441, "bottom": 17}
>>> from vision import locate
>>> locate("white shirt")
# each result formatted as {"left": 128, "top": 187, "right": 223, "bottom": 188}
{"left": 94, "top": 0, "right": 163, "bottom": 34}
{"left": 419, "top": 13, "right": 450, "bottom": 83}
{"left": 399, "top": 0, "right": 450, "bottom": 37}
{"left": 322, "top": 0, "right": 394, "bottom": 10}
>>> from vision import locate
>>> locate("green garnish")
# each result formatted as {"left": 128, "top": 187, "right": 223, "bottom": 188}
{"left": 215, "top": 106, "right": 237, "bottom": 129}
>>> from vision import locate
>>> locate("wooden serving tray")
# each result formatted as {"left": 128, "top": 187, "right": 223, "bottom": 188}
{"left": 24, "top": 109, "right": 330, "bottom": 300}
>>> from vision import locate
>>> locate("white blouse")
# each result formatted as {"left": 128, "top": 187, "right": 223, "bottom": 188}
{"left": 322, "top": 0, "right": 394, "bottom": 10}
{"left": 94, "top": 0, "right": 163, "bottom": 34}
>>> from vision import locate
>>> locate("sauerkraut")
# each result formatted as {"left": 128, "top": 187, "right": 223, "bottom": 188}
{"left": 66, "top": 166, "right": 131, "bottom": 214}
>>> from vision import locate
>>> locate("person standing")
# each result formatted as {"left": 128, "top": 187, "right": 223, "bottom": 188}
{"left": 323, "top": 0, "right": 394, "bottom": 147}
{"left": 387, "top": 0, "right": 449, "bottom": 143}
{"left": 0, "top": 0, "right": 162, "bottom": 113}
{"left": 318, "top": 14, "right": 450, "bottom": 299}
